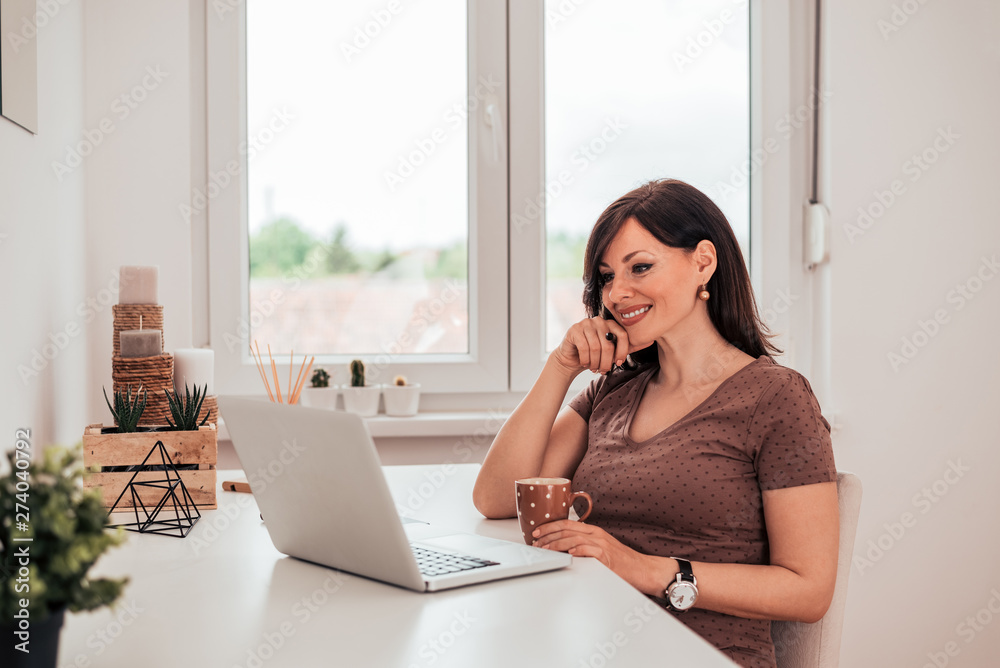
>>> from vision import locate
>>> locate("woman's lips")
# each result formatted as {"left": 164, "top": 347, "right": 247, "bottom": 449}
{"left": 619, "top": 305, "right": 651, "bottom": 326}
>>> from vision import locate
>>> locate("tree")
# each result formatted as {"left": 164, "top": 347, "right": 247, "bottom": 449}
{"left": 324, "top": 223, "right": 362, "bottom": 275}
{"left": 249, "top": 217, "right": 316, "bottom": 277}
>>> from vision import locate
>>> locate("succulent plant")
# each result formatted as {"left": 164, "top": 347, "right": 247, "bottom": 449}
{"left": 165, "top": 382, "right": 210, "bottom": 431}
{"left": 350, "top": 359, "right": 365, "bottom": 387}
{"left": 310, "top": 368, "right": 330, "bottom": 388}
{"left": 103, "top": 384, "right": 147, "bottom": 433}
{"left": 393, "top": 375, "right": 407, "bottom": 386}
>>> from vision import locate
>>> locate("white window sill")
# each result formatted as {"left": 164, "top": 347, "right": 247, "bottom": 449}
{"left": 218, "top": 410, "right": 510, "bottom": 441}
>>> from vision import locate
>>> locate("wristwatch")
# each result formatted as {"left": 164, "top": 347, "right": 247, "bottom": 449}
{"left": 665, "top": 558, "right": 699, "bottom": 612}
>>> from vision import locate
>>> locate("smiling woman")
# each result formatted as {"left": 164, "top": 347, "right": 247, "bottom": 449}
{"left": 474, "top": 179, "right": 838, "bottom": 668}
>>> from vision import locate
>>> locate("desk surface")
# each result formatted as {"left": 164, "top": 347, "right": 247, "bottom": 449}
{"left": 59, "top": 465, "right": 734, "bottom": 667}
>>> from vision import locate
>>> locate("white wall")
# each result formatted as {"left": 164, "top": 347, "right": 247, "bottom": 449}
{"left": 0, "top": 1, "right": 86, "bottom": 449}
{"left": 82, "top": 0, "right": 199, "bottom": 424}
{"left": 826, "top": 1, "right": 1000, "bottom": 666}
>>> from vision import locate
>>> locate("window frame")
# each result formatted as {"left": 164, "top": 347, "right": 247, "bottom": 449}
{"left": 203, "top": 0, "right": 820, "bottom": 410}
{"left": 206, "top": 1, "right": 510, "bottom": 397}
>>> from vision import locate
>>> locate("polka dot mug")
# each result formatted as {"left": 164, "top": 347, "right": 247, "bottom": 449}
{"left": 514, "top": 477, "right": 593, "bottom": 545}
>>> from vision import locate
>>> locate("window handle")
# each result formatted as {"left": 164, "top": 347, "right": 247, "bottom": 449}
{"left": 484, "top": 97, "right": 505, "bottom": 163}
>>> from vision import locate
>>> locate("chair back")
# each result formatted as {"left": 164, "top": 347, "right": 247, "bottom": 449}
{"left": 771, "top": 472, "right": 863, "bottom": 668}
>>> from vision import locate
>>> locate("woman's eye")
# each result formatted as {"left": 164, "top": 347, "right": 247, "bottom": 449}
{"left": 632, "top": 263, "right": 651, "bottom": 275}
{"left": 600, "top": 273, "right": 614, "bottom": 286}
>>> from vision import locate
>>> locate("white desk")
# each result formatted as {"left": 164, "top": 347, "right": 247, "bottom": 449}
{"left": 59, "top": 465, "right": 734, "bottom": 667}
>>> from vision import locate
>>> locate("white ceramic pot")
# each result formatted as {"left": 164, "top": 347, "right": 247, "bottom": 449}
{"left": 341, "top": 385, "right": 381, "bottom": 417}
{"left": 382, "top": 383, "right": 421, "bottom": 417}
{"left": 299, "top": 386, "right": 338, "bottom": 409}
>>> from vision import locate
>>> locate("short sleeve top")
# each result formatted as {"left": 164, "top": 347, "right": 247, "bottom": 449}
{"left": 567, "top": 356, "right": 836, "bottom": 668}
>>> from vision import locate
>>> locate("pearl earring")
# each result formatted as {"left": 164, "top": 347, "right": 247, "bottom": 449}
{"left": 698, "top": 284, "right": 710, "bottom": 301}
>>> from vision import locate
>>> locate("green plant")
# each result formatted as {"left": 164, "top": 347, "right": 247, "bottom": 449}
{"left": 0, "top": 446, "right": 128, "bottom": 621}
{"left": 164, "top": 383, "right": 210, "bottom": 431}
{"left": 310, "top": 368, "right": 330, "bottom": 388}
{"left": 102, "top": 384, "right": 147, "bottom": 433}
{"left": 350, "top": 359, "right": 365, "bottom": 387}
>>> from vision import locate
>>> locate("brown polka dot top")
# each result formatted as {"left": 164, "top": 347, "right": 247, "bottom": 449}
{"left": 568, "top": 355, "right": 836, "bottom": 668}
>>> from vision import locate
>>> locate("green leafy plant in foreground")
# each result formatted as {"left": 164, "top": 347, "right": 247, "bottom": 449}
{"left": 0, "top": 446, "right": 128, "bottom": 621}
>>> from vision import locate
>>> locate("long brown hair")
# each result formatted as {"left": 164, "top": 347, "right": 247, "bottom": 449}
{"left": 582, "top": 179, "right": 779, "bottom": 360}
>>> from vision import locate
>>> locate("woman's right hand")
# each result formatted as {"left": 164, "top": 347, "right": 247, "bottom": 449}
{"left": 551, "top": 316, "right": 632, "bottom": 376}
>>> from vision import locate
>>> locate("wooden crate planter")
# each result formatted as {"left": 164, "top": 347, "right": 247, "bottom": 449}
{"left": 82, "top": 424, "right": 217, "bottom": 510}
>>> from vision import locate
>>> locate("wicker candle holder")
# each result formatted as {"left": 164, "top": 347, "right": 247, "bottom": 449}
{"left": 200, "top": 395, "right": 218, "bottom": 425}
{"left": 111, "top": 353, "right": 174, "bottom": 427}
{"left": 112, "top": 304, "right": 164, "bottom": 358}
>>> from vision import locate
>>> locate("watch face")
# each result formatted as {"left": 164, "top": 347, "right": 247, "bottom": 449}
{"left": 669, "top": 582, "right": 697, "bottom": 610}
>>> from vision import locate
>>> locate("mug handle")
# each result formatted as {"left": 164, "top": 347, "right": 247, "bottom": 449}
{"left": 570, "top": 491, "right": 593, "bottom": 522}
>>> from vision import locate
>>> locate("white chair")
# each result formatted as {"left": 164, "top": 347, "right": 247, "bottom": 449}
{"left": 771, "top": 472, "right": 863, "bottom": 668}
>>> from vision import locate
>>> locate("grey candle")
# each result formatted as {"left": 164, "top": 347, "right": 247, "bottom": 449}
{"left": 120, "top": 330, "right": 162, "bottom": 358}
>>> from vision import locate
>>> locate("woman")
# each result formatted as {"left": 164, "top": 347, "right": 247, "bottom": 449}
{"left": 472, "top": 179, "right": 838, "bottom": 668}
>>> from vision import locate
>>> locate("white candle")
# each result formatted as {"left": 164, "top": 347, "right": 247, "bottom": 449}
{"left": 174, "top": 348, "right": 215, "bottom": 395}
{"left": 120, "top": 330, "right": 162, "bottom": 357}
{"left": 119, "top": 266, "right": 158, "bottom": 304}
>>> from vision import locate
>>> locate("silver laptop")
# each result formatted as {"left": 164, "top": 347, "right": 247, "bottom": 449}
{"left": 218, "top": 396, "right": 571, "bottom": 591}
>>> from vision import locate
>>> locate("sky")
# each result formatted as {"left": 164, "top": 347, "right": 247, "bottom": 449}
{"left": 246, "top": 0, "right": 749, "bottom": 252}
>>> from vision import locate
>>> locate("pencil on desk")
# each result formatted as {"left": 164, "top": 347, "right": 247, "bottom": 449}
{"left": 222, "top": 479, "right": 251, "bottom": 493}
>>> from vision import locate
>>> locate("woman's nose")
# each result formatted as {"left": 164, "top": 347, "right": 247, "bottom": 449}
{"left": 607, "top": 275, "right": 634, "bottom": 303}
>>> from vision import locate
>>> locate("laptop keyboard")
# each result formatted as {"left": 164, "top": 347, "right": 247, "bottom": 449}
{"left": 411, "top": 545, "right": 500, "bottom": 578}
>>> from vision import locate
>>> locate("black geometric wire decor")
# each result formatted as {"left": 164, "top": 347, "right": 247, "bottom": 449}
{"left": 106, "top": 440, "right": 201, "bottom": 537}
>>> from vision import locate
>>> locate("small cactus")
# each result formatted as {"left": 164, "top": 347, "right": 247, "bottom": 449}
{"left": 310, "top": 368, "right": 330, "bottom": 388}
{"left": 165, "top": 383, "right": 210, "bottom": 431}
{"left": 103, "top": 384, "right": 147, "bottom": 433}
{"left": 350, "top": 359, "right": 366, "bottom": 387}
{"left": 393, "top": 375, "right": 407, "bottom": 386}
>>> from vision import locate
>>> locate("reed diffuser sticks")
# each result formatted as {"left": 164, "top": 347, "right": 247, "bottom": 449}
{"left": 252, "top": 340, "right": 313, "bottom": 404}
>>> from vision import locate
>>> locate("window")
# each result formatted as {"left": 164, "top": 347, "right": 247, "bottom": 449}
{"left": 207, "top": 1, "right": 806, "bottom": 403}
{"left": 246, "top": 1, "right": 471, "bottom": 357}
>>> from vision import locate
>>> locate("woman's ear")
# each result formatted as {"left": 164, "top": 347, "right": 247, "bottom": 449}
{"left": 693, "top": 240, "right": 717, "bottom": 282}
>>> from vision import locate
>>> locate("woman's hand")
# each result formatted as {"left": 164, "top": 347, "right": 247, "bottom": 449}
{"left": 532, "top": 520, "right": 660, "bottom": 591}
{"left": 551, "top": 316, "right": 632, "bottom": 376}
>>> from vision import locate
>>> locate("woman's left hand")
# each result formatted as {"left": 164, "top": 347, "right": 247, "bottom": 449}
{"left": 532, "top": 520, "right": 652, "bottom": 588}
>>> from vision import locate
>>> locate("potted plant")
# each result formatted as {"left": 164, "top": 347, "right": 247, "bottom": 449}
{"left": 381, "top": 374, "right": 421, "bottom": 417}
{"left": 82, "top": 384, "right": 218, "bottom": 510}
{"left": 341, "top": 359, "right": 381, "bottom": 417}
{"left": 300, "top": 368, "right": 337, "bottom": 410}
{"left": 0, "top": 444, "right": 129, "bottom": 668}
